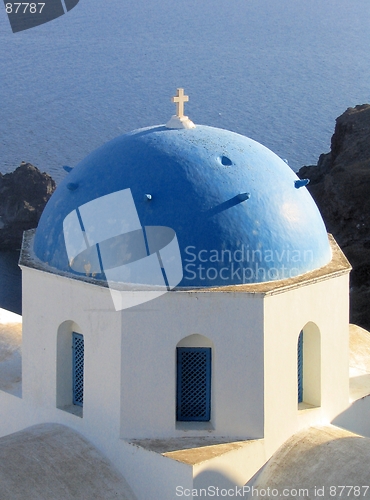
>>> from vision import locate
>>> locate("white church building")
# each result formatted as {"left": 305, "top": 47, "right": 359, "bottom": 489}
{"left": 1, "top": 90, "right": 370, "bottom": 499}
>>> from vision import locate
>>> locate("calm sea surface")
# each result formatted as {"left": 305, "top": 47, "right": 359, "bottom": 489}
{"left": 1, "top": 0, "right": 370, "bottom": 313}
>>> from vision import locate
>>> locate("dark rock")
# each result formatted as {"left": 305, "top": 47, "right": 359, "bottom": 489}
{"left": 0, "top": 163, "right": 56, "bottom": 250}
{"left": 298, "top": 104, "right": 370, "bottom": 330}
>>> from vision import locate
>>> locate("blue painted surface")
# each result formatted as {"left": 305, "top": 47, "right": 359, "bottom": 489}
{"left": 298, "top": 331, "right": 303, "bottom": 403}
{"left": 177, "top": 347, "right": 211, "bottom": 422}
{"left": 33, "top": 125, "right": 332, "bottom": 287}
{"left": 72, "top": 332, "right": 84, "bottom": 407}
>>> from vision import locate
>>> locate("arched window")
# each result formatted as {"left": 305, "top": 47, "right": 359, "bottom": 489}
{"left": 72, "top": 332, "right": 84, "bottom": 407}
{"left": 297, "top": 323, "right": 321, "bottom": 408}
{"left": 176, "top": 335, "right": 213, "bottom": 422}
{"left": 297, "top": 331, "right": 303, "bottom": 403}
{"left": 56, "top": 321, "right": 83, "bottom": 417}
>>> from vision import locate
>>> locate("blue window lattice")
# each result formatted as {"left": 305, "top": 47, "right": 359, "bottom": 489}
{"left": 177, "top": 347, "right": 211, "bottom": 421}
{"left": 298, "top": 331, "right": 303, "bottom": 404}
{"left": 73, "top": 332, "right": 84, "bottom": 406}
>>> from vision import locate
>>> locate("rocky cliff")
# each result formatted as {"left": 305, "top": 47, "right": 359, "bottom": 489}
{"left": 299, "top": 104, "right": 370, "bottom": 329}
{"left": 0, "top": 163, "right": 55, "bottom": 250}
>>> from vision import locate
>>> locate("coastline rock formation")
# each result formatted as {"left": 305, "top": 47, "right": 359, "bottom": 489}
{"left": 0, "top": 163, "right": 55, "bottom": 250}
{"left": 298, "top": 104, "right": 370, "bottom": 330}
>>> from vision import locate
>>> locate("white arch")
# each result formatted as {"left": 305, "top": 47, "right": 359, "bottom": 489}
{"left": 56, "top": 320, "right": 83, "bottom": 416}
{"left": 177, "top": 333, "right": 213, "bottom": 348}
{"left": 298, "top": 321, "right": 321, "bottom": 407}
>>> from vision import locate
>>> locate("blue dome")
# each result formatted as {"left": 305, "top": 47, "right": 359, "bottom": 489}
{"left": 34, "top": 125, "right": 331, "bottom": 287}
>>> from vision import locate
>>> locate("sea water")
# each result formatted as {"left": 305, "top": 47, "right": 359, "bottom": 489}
{"left": 1, "top": 0, "right": 370, "bottom": 311}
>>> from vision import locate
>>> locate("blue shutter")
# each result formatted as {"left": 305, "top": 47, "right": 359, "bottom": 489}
{"left": 297, "top": 331, "right": 303, "bottom": 403}
{"left": 72, "top": 332, "right": 84, "bottom": 406}
{"left": 177, "top": 347, "right": 211, "bottom": 421}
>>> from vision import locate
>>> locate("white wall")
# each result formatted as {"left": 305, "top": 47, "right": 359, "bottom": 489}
{"left": 263, "top": 273, "right": 350, "bottom": 456}
{"left": 12, "top": 265, "right": 267, "bottom": 497}
{"left": 19, "top": 266, "right": 123, "bottom": 457}
{"left": 18, "top": 244, "right": 350, "bottom": 451}
{"left": 119, "top": 440, "right": 194, "bottom": 500}
{"left": 119, "top": 290, "right": 265, "bottom": 439}
{"left": 1, "top": 247, "right": 349, "bottom": 500}
{"left": 332, "top": 394, "right": 370, "bottom": 438}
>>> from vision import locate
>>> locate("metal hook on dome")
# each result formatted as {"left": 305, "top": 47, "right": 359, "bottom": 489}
{"left": 295, "top": 179, "right": 310, "bottom": 189}
{"left": 237, "top": 192, "right": 251, "bottom": 201}
{"left": 145, "top": 194, "right": 152, "bottom": 201}
{"left": 207, "top": 193, "right": 251, "bottom": 217}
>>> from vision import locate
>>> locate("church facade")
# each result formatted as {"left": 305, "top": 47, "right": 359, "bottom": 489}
{"left": 0, "top": 90, "right": 365, "bottom": 499}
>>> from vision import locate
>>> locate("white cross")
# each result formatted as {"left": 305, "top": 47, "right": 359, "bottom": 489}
{"left": 171, "top": 88, "right": 189, "bottom": 118}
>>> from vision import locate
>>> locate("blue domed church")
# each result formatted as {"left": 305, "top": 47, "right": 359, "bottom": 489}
{"left": 0, "top": 90, "right": 357, "bottom": 499}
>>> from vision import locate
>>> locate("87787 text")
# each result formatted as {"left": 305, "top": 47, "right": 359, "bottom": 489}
{"left": 5, "top": 3, "right": 45, "bottom": 14}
